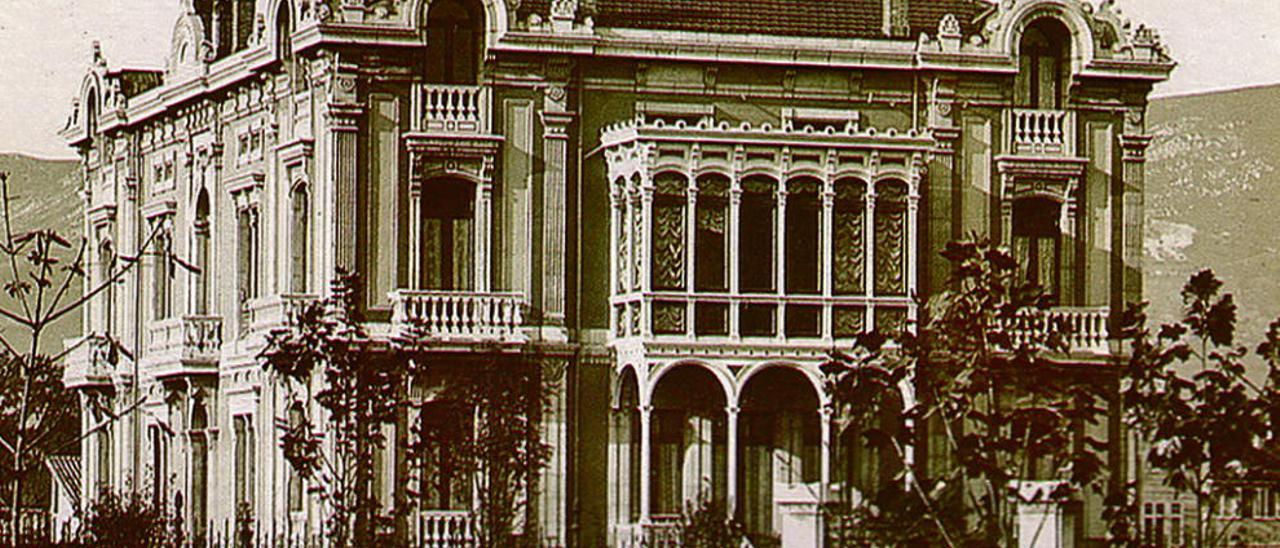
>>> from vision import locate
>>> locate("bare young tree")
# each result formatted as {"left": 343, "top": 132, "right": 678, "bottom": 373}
{"left": 0, "top": 171, "right": 158, "bottom": 544}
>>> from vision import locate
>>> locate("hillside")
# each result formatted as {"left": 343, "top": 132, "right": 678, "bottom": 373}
{"left": 1145, "top": 84, "right": 1280, "bottom": 347}
{"left": 0, "top": 153, "right": 83, "bottom": 354}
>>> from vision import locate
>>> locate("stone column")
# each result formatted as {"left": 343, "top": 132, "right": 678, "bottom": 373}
{"left": 821, "top": 176, "right": 835, "bottom": 342}
{"left": 638, "top": 405, "right": 653, "bottom": 525}
{"left": 609, "top": 189, "right": 622, "bottom": 336}
{"left": 906, "top": 178, "right": 920, "bottom": 325}
{"left": 407, "top": 176, "right": 422, "bottom": 289}
{"left": 686, "top": 183, "right": 698, "bottom": 337}
{"left": 726, "top": 405, "right": 740, "bottom": 515}
{"left": 864, "top": 187, "right": 877, "bottom": 329}
{"left": 776, "top": 188, "right": 788, "bottom": 338}
{"left": 475, "top": 179, "right": 493, "bottom": 292}
{"left": 728, "top": 181, "right": 742, "bottom": 339}
{"left": 540, "top": 100, "right": 575, "bottom": 330}
{"left": 638, "top": 182, "right": 654, "bottom": 338}
{"left": 819, "top": 405, "right": 832, "bottom": 496}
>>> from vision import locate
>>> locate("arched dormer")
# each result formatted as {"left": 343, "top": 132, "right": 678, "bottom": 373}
{"left": 273, "top": 0, "right": 294, "bottom": 61}
{"left": 167, "top": 13, "right": 209, "bottom": 81}
{"left": 412, "top": 0, "right": 506, "bottom": 46}
{"left": 1016, "top": 17, "right": 1071, "bottom": 108}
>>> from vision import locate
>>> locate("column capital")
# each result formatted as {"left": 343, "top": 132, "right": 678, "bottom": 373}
{"left": 541, "top": 110, "right": 575, "bottom": 140}
{"left": 725, "top": 405, "right": 740, "bottom": 417}
{"left": 1119, "top": 134, "right": 1153, "bottom": 163}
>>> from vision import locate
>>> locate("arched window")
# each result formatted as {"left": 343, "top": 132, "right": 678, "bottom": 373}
{"left": 738, "top": 176, "right": 776, "bottom": 293}
{"left": 694, "top": 174, "right": 729, "bottom": 292}
{"left": 287, "top": 402, "right": 305, "bottom": 512}
{"left": 420, "top": 179, "right": 474, "bottom": 290}
{"left": 1017, "top": 18, "right": 1071, "bottom": 109}
{"left": 1012, "top": 197, "right": 1062, "bottom": 299}
{"left": 275, "top": 0, "right": 293, "bottom": 62}
{"left": 424, "top": 0, "right": 482, "bottom": 84}
{"left": 832, "top": 180, "right": 865, "bottom": 295}
{"left": 694, "top": 174, "right": 729, "bottom": 336}
{"left": 85, "top": 89, "right": 99, "bottom": 138}
{"left": 784, "top": 178, "right": 820, "bottom": 295}
{"left": 193, "top": 191, "right": 211, "bottom": 314}
{"left": 99, "top": 241, "right": 115, "bottom": 334}
{"left": 191, "top": 400, "right": 210, "bottom": 544}
{"left": 650, "top": 172, "right": 687, "bottom": 291}
{"left": 873, "top": 181, "right": 907, "bottom": 297}
{"left": 290, "top": 183, "right": 310, "bottom": 293}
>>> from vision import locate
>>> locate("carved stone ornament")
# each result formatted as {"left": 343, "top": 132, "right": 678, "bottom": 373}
{"left": 938, "top": 13, "right": 961, "bottom": 38}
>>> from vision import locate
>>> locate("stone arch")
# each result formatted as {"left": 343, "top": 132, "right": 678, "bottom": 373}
{"left": 735, "top": 361, "right": 829, "bottom": 409}
{"left": 646, "top": 359, "right": 735, "bottom": 410}
{"left": 998, "top": 0, "right": 1098, "bottom": 76}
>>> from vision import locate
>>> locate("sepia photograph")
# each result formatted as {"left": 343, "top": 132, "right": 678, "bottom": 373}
{"left": 0, "top": 0, "right": 1278, "bottom": 546}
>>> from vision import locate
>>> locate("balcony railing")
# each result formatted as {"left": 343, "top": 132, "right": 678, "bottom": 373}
{"left": 613, "top": 292, "right": 914, "bottom": 343}
{"left": 147, "top": 315, "right": 223, "bottom": 365}
{"left": 1002, "top": 306, "right": 1110, "bottom": 354}
{"left": 414, "top": 84, "right": 491, "bottom": 134}
{"left": 1007, "top": 108, "right": 1076, "bottom": 156}
{"left": 62, "top": 334, "right": 114, "bottom": 389}
{"left": 414, "top": 511, "right": 476, "bottom": 547}
{"left": 246, "top": 293, "right": 321, "bottom": 333}
{"left": 615, "top": 518, "right": 680, "bottom": 548}
{"left": 389, "top": 290, "right": 526, "bottom": 343}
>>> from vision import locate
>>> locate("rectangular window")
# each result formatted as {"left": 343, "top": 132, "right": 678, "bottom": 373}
{"left": 784, "top": 182, "right": 820, "bottom": 295}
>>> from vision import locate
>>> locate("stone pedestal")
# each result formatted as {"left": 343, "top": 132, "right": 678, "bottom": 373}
{"left": 775, "top": 483, "right": 823, "bottom": 548}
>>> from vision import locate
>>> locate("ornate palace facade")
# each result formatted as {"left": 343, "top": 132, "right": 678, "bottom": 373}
{"left": 61, "top": 0, "right": 1172, "bottom": 545}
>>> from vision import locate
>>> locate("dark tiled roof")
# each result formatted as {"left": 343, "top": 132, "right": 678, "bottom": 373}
{"left": 45, "top": 456, "right": 81, "bottom": 511}
{"left": 528, "top": 0, "right": 991, "bottom": 40}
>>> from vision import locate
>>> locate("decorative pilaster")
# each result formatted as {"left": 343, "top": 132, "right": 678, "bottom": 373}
{"left": 819, "top": 405, "right": 833, "bottom": 497}
{"left": 540, "top": 98, "right": 574, "bottom": 328}
{"left": 1119, "top": 132, "right": 1152, "bottom": 305}
{"left": 326, "top": 70, "right": 363, "bottom": 273}
{"left": 728, "top": 151, "right": 743, "bottom": 339}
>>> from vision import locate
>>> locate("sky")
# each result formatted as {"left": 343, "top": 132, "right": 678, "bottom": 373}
{"left": 0, "top": 0, "right": 1278, "bottom": 159}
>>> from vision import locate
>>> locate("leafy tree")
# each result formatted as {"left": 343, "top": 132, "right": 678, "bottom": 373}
{"left": 78, "top": 488, "right": 182, "bottom": 547}
{"left": 0, "top": 171, "right": 157, "bottom": 544}
{"left": 259, "top": 271, "right": 402, "bottom": 546}
{"left": 1119, "top": 270, "right": 1277, "bottom": 546}
{"left": 821, "top": 239, "right": 1111, "bottom": 546}
{"left": 673, "top": 496, "right": 746, "bottom": 548}
{"left": 262, "top": 273, "right": 553, "bottom": 547}
{"left": 402, "top": 348, "right": 552, "bottom": 547}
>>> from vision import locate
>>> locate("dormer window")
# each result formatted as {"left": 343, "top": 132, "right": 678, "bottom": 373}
{"left": 1016, "top": 19, "right": 1071, "bottom": 109}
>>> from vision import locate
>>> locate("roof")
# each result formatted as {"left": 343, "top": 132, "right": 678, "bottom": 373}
{"left": 45, "top": 456, "right": 81, "bottom": 511}
{"left": 528, "top": 0, "right": 992, "bottom": 39}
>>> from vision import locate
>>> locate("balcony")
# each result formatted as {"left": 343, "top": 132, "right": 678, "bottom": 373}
{"left": 1002, "top": 306, "right": 1110, "bottom": 355}
{"left": 1006, "top": 108, "right": 1076, "bottom": 157}
{"left": 413, "top": 84, "right": 491, "bottom": 135}
{"left": 413, "top": 511, "right": 476, "bottom": 547}
{"left": 246, "top": 293, "right": 321, "bottom": 333}
{"left": 62, "top": 334, "right": 114, "bottom": 389}
{"left": 389, "top": 290, "right": 526, "bottom": 345}
{"left": 146, "top": 315, "right": 224, "bottom": 377}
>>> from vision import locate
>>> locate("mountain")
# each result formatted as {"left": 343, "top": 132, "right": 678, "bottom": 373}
{"left": 0, "top": 153, "right": 83, "bottom": 354}
{"left": 1145, "top": 83, "right": 1280, "bottom": 348}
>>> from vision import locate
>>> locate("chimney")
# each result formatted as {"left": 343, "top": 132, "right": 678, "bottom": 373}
{"left": 883, "top": 0, "right": 910, "bottom": 38}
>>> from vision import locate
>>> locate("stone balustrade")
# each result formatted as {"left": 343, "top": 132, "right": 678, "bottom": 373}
{"left": 1008, "top": 108, "right": 1076, "bottom": 156}
{"left": 62, "top": 333, "right": 114, "bottom": 389}
{"left": 1003, "top": 306, "right": 1110, "bottom": 355}
{"left": 415, "top": 510, "right": 476, "bottom": 547}
{"left": 390, "top": 290, "right": 525, "bottom": 343}
{"left": 415, "top": 84, "right": 491, "bottom": 134}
